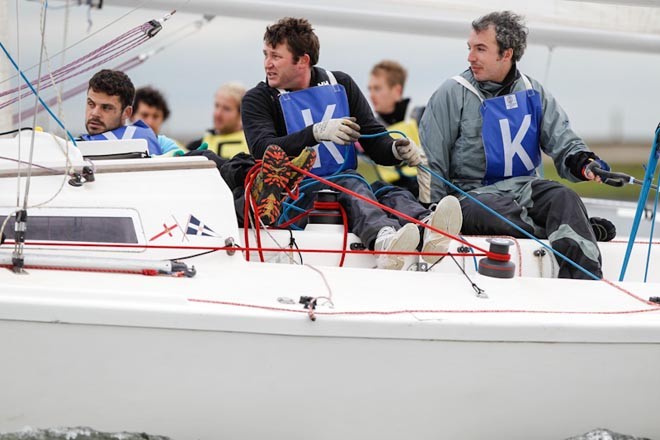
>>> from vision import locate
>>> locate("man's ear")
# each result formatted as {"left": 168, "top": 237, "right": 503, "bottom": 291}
{"left": 502, "top": 48, "right": 514, "bottom": 62}
{"left": 298, "top": 53, "right": 311, "bottom": 69}
{"left": 393, "top": 84, "right": 404, "bottom": 100}
{"left": 123, "top": 105, "right": 133, "bottom": 121}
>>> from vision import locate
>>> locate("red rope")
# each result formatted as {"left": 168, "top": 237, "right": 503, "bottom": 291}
{"left": 3, "top": 240, "right": 485, "bottom": 257}
{"left": 242, "top": 162, "right": 265, "bottom": 262}
{"left": 0, "top": 264, "right": 166, "bottom": 277}
{"left": 188, "top": 298, "right": 660, "bottom": 316}
{"left": 275, "top": 208, "right": 313, "bottom": 229}
{"left": 287, "top": 163, "right": 508, "bottom": 262}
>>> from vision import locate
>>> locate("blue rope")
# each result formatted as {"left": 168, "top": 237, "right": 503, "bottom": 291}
{"left": 360, "top": 130, "right": 408, "bottom": 139}
{"left": 619, "top": 125, "right": 660, "bottom": 281}
{"left": 0, "top": 41, "right": 78, "bottom": 146}
{"left": 277, "top": 173, "right": 372, "bottom": 227}
{"left": 418, "top": 164, "right": 600, "bottom": 280}
{"left": 643, "top": 171, "right": 660, "bottom": 282}
{"left": 459, "top": 235, "right": 479, "bottom": 271}
{"left": 373, "top": 184, "right": 397, "bottom": 198}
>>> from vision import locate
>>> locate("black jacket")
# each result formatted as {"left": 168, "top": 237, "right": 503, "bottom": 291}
{"left": 242, "top": 67, "right": 399, "bottom": 166}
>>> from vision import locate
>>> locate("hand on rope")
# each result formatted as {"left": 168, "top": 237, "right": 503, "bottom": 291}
{"left": 583, "top": 158, "right": 613, "bottom": 183}
{"left": 585, "top": 159, "right": 659, "bottom": 190}
{"left": 313, "top": 117, "right": 360, "bottom": 145}
{"left": 392, "top": 138, "right": 423, "bottom": 166}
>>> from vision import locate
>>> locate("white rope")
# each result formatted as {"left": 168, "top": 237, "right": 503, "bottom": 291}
{"left": 57, "top": 0, "right": 72, "bottom": 122}
{"left": 22, "top": 0, "right": 49, "bottom": 211}
{"left": 14, "top": 0, "right": 22, "bottom": 209}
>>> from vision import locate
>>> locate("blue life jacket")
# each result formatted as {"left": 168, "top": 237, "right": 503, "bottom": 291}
{"left": 81, "top": 120, "right": 162, "bottom": 156}
{"left": 278, "top": 70, "right": 356, "bottom": 176}
{"left": 454, "top": 74, "right": 543, "bottom": 185}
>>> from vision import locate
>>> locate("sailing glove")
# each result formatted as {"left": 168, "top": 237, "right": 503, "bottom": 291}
{"left": 312, "top": 117, "right": 360, "bottom": 145}
{"left": 392, "top": 138, "right": 423, "bottom": 166}
{"left": 583, "top": 158, "right": 611, "bottom": 181}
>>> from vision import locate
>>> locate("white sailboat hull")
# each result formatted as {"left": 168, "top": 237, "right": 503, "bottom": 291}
{"left": 2, "top": 314, "right": 658, "bottom": 439}
{"left": 1, "top": 133, "right": 659, "bottom": 438}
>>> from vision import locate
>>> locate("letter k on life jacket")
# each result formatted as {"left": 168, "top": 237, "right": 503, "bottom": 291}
{"left": 278, "top": 70, "right": 356, "bottom": 176}
{"left": 81, "top": 120, "right": 162, "bottom": 156}
{"left": 454, "top": 74, "right": 543, "bottom": 185}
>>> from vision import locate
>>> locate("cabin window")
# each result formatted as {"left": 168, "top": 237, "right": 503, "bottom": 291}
{"left": 1, "top": 208, "right": 143, "bottom": 245}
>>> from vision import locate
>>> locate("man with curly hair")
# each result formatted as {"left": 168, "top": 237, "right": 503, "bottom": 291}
{"left": 419, "top": 11, "right": 615, "bottom": 279}
{"left": 81, "top": 70, "right": 180, "bottom": 156}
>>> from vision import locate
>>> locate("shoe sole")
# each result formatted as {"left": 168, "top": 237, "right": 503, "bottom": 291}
{"left": 254, "top": 146, "right": 289, "bottom": 225}
{"left": 422, "top": 195, "right": 463, "bottom": 264}
{"left": 286, "top": 147, "right": 317, "bottom": 190}
{"left": 379, "top": 223, "right": 420, "bottom": 270}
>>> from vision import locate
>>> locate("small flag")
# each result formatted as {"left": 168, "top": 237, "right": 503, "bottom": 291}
{"left": 186, "top": 215, "right": 218, "bottom": 237}
{"left": 149, "top": 223, "right": 178, "bottom": 242}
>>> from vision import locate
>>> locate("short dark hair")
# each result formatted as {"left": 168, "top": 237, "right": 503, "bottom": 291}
{"left": 371, "top": 60, "right": 407, "bottom": 89}
{"left": 88, "top": 69, "right": 135, "bottom": 110}
{"left": 264, "top": 17, "right": 319, "bottom": 65}
{"left": 133, "top": 86, "right": 170, "bottom": 121}
{"left": 472, "top": 11, "right": 528, "bottom": 63}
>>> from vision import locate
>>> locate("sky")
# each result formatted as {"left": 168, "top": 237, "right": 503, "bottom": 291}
{"left": 2, "top": 0, "right": 660, "bottom": 145}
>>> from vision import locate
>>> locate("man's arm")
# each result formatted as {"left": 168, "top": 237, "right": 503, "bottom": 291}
{"left": 337, "top": 72, "right": 399, "bottom": 166}
{"left": 241, "top": 85, "right": 316, "bottom": 159}
{"left": 419, "top": 80, "right": 462, "bottom": 202}
{"left": 157, "top": 134, "right": 184, "bottom": 156}
{"left": 533, "top": 79, "right": 594, "bottom": 182}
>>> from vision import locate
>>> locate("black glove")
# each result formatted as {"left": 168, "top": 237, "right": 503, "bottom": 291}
{"left": 590, "top": 217, "right": 616, "bottom": 242}
{"left": 566, "top": 151, "right": 598, "bottom": 181}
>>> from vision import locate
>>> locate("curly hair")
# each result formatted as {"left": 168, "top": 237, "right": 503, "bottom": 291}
{"left": 472, "top": 11, "right": 528, "bottom": 63}
{"left": 133, "top": 86, "right": 170, "bottom": 121}
{"left": 88, "top": 69, "right": 135, "bottom": 110}
{"left": 264, "top": 17, "right": 319, "bottom": 65}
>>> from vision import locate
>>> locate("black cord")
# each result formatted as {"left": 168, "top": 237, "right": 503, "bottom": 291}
{"left": 170, "top": 249, "right": 219, "bottom": 261}
{"left": 445, "top": 252, "right": 485, "bottom": 296}
{"left": 288, "top": 229, "right": 303, "bottom": 265}
{"left": 0, "top": 127, "right": 34, "bottom": 136}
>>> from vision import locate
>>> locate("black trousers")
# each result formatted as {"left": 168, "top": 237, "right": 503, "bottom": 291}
{"left": 276, "top": 173, "right": 428, "bottom": 249}
{"left": 459, "top": 179, "right": 602, "bottom": 279}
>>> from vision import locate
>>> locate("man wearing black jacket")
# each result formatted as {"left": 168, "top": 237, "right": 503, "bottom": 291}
{"left": 236, "top": 17, "right": 462, "bottom": 270}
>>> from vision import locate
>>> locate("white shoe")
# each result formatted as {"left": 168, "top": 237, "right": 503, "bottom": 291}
{"left": 375, "top": 223, "right": 420, "bottom": 270}
{"left": 421, "top": 195, "right": 463, "bottom": 264}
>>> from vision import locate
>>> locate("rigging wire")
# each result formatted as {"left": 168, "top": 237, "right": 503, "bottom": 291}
{"left": 12, "top": 15, "right": 215, "bottom": 124}
{"left": 0, "top": 0, "right": 156, "bottom": 89}
{"left": 14, "top": 0, "right": 23, "bottom": 209}
{"left": 57, "top": 0, "right": 71, "bottom": 121}
{"left": 23, "top": 0, "right": 50, "bottom": 212}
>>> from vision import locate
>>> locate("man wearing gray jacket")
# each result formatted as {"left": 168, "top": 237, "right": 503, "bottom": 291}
{"left": 419, "top": 11, "right": 614, "bottom": 279}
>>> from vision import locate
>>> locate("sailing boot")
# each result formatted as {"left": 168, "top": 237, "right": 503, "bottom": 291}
{"left": 421, "top": 195, "right": 463, "bottom": 264}
{"left": 375, "top": 223, "right": 420, "bottom": 270}
{"left": 251, "top": 145, "right": 290, "bottom": 226}
{"left": 285, "top": 146, "right": 317, "bottom": 192}
{"left": 590, "top": 217, "right": 616, "bottom": 241}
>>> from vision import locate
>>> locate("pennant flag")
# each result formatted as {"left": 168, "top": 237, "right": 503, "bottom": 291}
{"left": 186, "top": 215, "right": 218, "bottom": 237}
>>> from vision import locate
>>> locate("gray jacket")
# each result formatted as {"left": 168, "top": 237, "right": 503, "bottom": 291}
{"left": 419, "top": 68, "right": 591, "bottom": 202}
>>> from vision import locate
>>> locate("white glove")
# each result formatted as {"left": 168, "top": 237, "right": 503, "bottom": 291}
{"left": 312, "top": 117, "right": 360, "bottom": 145}
{"left": 392, "top": 138, "right": 422, "bottom": 166}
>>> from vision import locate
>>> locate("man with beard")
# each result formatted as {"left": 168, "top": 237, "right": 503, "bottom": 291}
{"left": 81, "top": 69, "right": 180, "bottom": 156}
